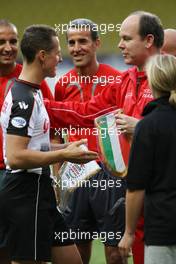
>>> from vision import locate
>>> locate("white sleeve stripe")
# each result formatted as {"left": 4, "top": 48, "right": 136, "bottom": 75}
{"left": 49, "top": 106, "right": 117, "bottom": 119}
{"left": 28, "top": 98, "right": 36, "bottom": 136}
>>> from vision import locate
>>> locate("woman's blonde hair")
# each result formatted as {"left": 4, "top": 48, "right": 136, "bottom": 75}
{"left": 146, "top": 54, "right": 176, "bottom": 107}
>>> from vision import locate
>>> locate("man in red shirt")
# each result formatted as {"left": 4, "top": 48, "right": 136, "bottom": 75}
{"left": 55, "top": 19, "right": 124, "bottom": 264}
{"left": 0, "top": 19, "right": 53, "bottom": 264}
{"left": 45, "top": 11, "right": 164, "bottom": 264}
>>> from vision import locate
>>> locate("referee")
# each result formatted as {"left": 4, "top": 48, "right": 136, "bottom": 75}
{"left": 0, "top": 24, "right": 98, "bottom": 264}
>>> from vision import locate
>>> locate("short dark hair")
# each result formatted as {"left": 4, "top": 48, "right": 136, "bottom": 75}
{"left": 67, "top": 18, "right": 99, "bottom": 41}
{"left": 130, "top": 11, "right": 164, "bottom": 48}
{"left": 20, "top": 25, "right": 57, "bottom": 63}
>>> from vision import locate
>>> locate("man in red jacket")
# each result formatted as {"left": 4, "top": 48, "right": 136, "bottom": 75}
{"left": 45, "top": 11, "right": 164, "bottom": 264}
{"left": 0, "top": 19, "right": 53, "bottom": 263}
{"left": 55, "top": 18, "right": 124, "bottom": 264}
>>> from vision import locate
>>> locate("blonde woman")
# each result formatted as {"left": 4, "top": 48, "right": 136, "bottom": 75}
{"left": 119, "top": 54, "right": 176, "bottom": 264}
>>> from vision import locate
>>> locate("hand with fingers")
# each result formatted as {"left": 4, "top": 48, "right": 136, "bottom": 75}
{"left": 115, "top": 112, "right": 139, "bottom": 134}
{"left": 118, "top": 231, "right": 134, "bottom": 259}
{"left": 63, "top": 139, "right": 98, "bottom": 163}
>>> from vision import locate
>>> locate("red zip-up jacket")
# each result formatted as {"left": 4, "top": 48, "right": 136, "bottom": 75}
{"left": 47, "top": 66, "right": 153, "bottom": 129}
{"left": 55, "top": 63, "right": 121, "bottom": 152}
{"left": 46, "top": 65, "right": 153, "bottom": 165}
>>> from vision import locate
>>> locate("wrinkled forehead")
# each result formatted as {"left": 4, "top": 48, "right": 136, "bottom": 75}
{"left": 119, "top": 15, "right": 140, "bottom": 36}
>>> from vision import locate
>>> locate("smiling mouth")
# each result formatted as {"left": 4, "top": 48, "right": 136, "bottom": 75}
{"left": 74, "top": 57, "right": 84, "bottom": 62}
{"left": 73, "top": 54, "right": 85, "bottom": 59}
{"left": 2, "top": 54, "right": 14, "bottom": 59}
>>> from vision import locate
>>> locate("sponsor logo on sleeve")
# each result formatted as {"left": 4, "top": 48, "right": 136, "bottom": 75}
{"left": 11, "top": 117, "right": 27, "bottom": 128}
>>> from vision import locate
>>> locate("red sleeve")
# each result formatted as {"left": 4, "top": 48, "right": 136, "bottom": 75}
{"left": 45, "top": 82, "right": 120, "bottom": 129}
{"left": 40, "top": 80, "right": 54, "bottom": 100}
{"left": 54, "top": 80, "right": 65, "bottom": 101}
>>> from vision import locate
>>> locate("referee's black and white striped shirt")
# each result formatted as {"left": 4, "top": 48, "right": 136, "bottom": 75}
{"left": 1, "top": 79, "right": 50, "bottom": 175}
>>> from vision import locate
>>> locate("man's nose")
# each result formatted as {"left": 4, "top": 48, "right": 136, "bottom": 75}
{"left": 118, "top": 39, "right": 125, "bottom": 49}
{"left": 73, "top": 42, "right": 81, "bottom": 52}
{"left": 4, "top": 41, "right": 12, "bottom": 51}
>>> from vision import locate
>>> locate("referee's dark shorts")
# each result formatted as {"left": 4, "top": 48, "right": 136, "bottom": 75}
{"left": 0, "top": 170, "right": 74, "bottom": 262}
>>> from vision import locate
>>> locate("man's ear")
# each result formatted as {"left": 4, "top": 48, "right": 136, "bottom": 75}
{"left": 95, "top": 38, "right": 101, "bottom": 49}
{"left": 37, "top": 50, "right": 46, "bottom": 63}
{"left": 145, "top": 34, "right": 155, "bottom": 49}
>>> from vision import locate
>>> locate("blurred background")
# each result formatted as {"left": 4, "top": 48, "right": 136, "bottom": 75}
{"left": 1, "top": 1, "right": 175, "bottom": 262}
{"left": 1, "top": 0, "right": 176, "bottom": 92}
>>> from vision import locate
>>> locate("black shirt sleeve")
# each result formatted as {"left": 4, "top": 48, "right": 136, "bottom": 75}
{"left": 7, "top": 86, "right": 35, "bottom": 137}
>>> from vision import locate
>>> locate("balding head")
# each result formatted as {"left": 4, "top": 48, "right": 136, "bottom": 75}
{"left": 161, "top": 29, "right": 176, "bottom": 56}
{"left": 127, "top": 11, "right": 164, "bottom": 48}
{"left": 0, "top": 19, "right": 17, "bottom": 33}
